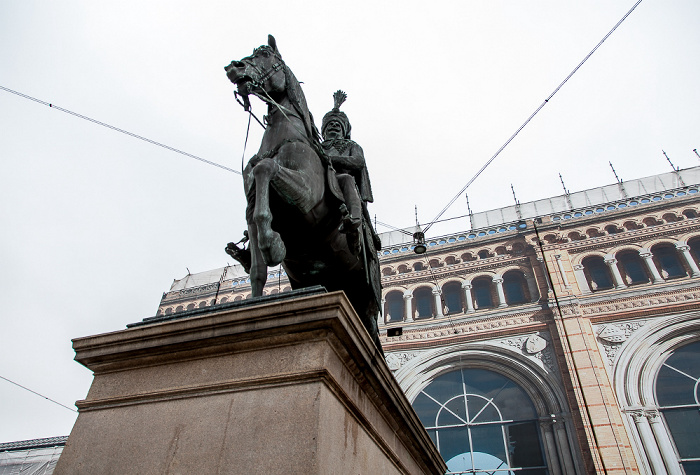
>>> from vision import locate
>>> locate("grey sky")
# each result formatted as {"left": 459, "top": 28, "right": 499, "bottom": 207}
{"left": 1, "top": 1, "right": 698, "bottom": 442}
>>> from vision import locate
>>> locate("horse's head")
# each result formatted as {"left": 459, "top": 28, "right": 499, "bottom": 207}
{"left": 225, "top": 35, "right": 286, "bottom": 106}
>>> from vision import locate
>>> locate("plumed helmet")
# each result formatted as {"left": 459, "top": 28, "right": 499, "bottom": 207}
{"left": 321, "top": 90, "right": 351, "bottom": 139}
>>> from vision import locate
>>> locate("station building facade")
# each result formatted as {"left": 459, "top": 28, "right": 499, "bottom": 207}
{"left": 155, "top": 166, "right": 700, "bottom": 475}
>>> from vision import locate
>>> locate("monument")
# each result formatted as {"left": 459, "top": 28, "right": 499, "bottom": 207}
{"left": 54, "top": 36, "right": 445, "bottom": 474}
{"left": 224, "top": 35, "right": 383, "bottom": 352}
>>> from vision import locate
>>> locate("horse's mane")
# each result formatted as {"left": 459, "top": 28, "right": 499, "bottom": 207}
{"left": 283, "top": 65, "right": 322, "bottom": 146}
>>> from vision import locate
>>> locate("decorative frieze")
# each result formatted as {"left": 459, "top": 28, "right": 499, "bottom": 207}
{"left": 581, "top": 287, "right": 700, "bottom": 316}
{"left": 381, "top": 309, "right": 550, "bottom": 345}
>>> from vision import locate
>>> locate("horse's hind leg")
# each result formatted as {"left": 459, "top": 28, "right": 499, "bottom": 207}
{"left": 247, "top": 224, "right": 268, "bottom": 297}
{"left": 252, "top": 158, "right": 286, "bottom": 266}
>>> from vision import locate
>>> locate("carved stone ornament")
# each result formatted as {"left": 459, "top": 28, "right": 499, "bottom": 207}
{"left": 596, "top": 320, "right": 649, "bottom": 366}
{"left": 597, "top": 325, "right": 627, "bottom": 343}
{"left": 525, "top": 334, "right": 548, "bottom": 354}
{"left": 384, "top": 351, "right": 419, "bottom": 372}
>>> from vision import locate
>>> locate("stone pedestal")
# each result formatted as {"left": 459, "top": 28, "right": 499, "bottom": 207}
{"left": 55, "top": 291, "right": 446, "bottom": 475}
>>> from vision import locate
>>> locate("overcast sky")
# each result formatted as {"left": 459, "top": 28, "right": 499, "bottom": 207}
{"left": 1, "top": 1, "right": 699, "bottom": 442}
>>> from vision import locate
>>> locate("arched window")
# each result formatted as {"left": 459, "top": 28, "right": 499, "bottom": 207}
{"left": 412, "top": 368, "right": 547, "bottom": 474}
{"left": 471, "top": 278, "right": 494, "bottom": 309}
{"left": 652, "top": 244, "right": 687, "bottom": 279}
{"left": 605, "top": 225, "right": 621, "bottom": 235}
{"left": 503, "top": 271, "right": 529, "bottom": 305}
{"left": 414, "top": 262, "right": 424, "bottom": 272}
{"left": 688, "top": 237, "right": 700, "bottom": 267}
{"left": 413, "top": 287, "right": 434, "bottom": 319}
{"left": 582, "top": 256, "right": 614, "bottom": 291}
{"left": 442, "top": 282, "right": 463, "bottom": 315}
{"left": 384, "top": 291, "right": 404, "bottom": 321}
{"left": 616, "top": 251, "right": 649, "bottom": 285}
{"left": 655, "top": 340, "right": 700, "bottom": 473}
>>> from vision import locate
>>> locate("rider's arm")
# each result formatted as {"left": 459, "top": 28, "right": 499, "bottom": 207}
{"left": 330, "top": 143, "right": 365, "bottom": 171}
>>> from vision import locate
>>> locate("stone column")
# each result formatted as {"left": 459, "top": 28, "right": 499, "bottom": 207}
{"left": 553, "top": 420, "right": 577, "bottom": 475}
{"left": 381, "top": 297, "right": 389, "bottom": 323}
{"left": 492, "top": 278, "right": 507, "bottom": 307}
{"left": 639, "top": 250, "right": 664, "bottom": 283}
{"left": 604, "top": 256, "right": 627, "bottom": 289}
{"left": 462, "top": 282, "right": 475, "bottom": 313}
{"left": 539, "top": 419, "right": 562, "bottom": 475}
{"left": 554, "top": 255, "right": 571, "bottom": 288}
{"left": 572, "top": 264, "right": 591, "bottom": 294}
{"left": 627, "top": 409, "right": 668, "bottom": 474}
{"left": 537, "top": 256, "right": 553, "bottom": 293}
{"left": 676, "top": 243, "right": 700, "bottom": 277}
{"left": 524, "top": 273, "right": 540, "bottom": 301}
{"left": 403, "top": 292, "right": 413, "bottom": 322}
{"left": 647, "top": 409, "right": 684, "bottom": 475}
{"left": 432, "top": 288, "right": 444, "bottom": 318}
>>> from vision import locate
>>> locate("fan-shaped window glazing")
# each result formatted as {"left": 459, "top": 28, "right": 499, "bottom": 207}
{"left": 412, "top": 368, "right": 547, "bottom": 474}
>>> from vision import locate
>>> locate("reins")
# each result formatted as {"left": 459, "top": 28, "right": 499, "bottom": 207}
{"left": 233, "top": 54, "right": 333, "bottom": 171}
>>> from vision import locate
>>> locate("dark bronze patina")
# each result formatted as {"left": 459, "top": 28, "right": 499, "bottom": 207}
{"left": 224, "top": 35, "right": 382, "bottom": 352}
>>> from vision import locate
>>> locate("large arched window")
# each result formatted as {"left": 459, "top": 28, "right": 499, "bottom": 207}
{"left": 412, "top": 368, "right": 547, "bottom": 474}
{"left": 616, "top": 251, "right": 649, "bottom": 285}
{"left": 652, "top": 243, "right": 687, "bottom": 279}
{"left": 503, "top": 271, "right": 529, "bottom": 305}
{"left": 384, "top": 291, "right": 404, "bottom": 322}
{"left": 582, "top": 256, "right": 614, "bottom": 291}
{"left": 442, "top": 282, "right": 463, "bottom": 315}
{"left": 414, "top": 287, "right": 434, "bottom": 319}
{"left": 472, "top": 278, "right": 494, "bottom": 310}
{"left": 655, "top": 340, "right": 700, "bottom": 473}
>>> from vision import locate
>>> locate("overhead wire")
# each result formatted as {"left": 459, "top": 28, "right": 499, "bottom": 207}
{"left": 0, "top": 374, "right": 77, "bottom": 413}
{"left": 422, "top": 0, "right": 644, "bottom": 234}
{"left": 0, "top": 85, "right": 242, "bottom": 175}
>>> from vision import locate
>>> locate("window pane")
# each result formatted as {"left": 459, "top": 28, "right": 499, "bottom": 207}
{"left": 656, "top": 364, "right": 697, "bottom": 406}
{"left": 618, "top": 254, "right": 649, "bottom": 284}
{"left": 438, "top": 426, "right": 471, "bottom": 464}
{"left": 654, "top": 246, "right": 686, "bottom": 277}
{"left": 470, "top": 424, "right": 509, "bottom": 470}
{"left": 507, "top": 422, "right": 545, "bottom": 468}
{"left": 413, "top": 392, "right": 442, "bottom": 427}
{"left": 494, "top": 385, "right": 538, "bottom": 421}
{"left": 468, "top": 397, "right": 501, "bottom": 423}
{"left": 663, "top": 408, "right": 700, "bottom": 458}
{"left": 438, "top": 396, "right": 468, "bottom": 427}
{"left": 464, "top": 369, "right": 508, "bottom": 399}
{"left": 473, "top": 281, "right": 494, "bottom": 308}
{"left": 444, "top": 286, "right": 462, "bottom": 314}
{"left": 504, "top": 274, "right": 527, "bottom": 304}
{"left": 680, "top": 460, "right": 700, "bottom": 475}
{"left": 416, "top": 292, "right": 432, "bottom": 317}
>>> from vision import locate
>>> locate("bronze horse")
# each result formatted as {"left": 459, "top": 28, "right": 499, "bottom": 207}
{"left": 224, "top": 35, "right": 383, "bottom": 352}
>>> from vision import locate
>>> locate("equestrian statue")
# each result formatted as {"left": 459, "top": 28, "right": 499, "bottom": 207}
{"left": 224, "top": 35, "right": 383, "bottom": 352}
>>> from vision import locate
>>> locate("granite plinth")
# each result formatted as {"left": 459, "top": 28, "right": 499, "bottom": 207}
{"left": 54, "top": 291, "right": 446, "bottom": 475}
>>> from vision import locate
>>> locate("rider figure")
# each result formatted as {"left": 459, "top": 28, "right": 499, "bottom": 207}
{"left": 321, "top": 91, "right": 380, "bottom": 251}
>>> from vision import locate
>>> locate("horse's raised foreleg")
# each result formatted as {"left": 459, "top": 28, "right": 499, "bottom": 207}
{"left": 247, "top": 224, "right": 268, "bottom": 297}
{"left": 252, "top": 158, "right": 286, "bottom": 266}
